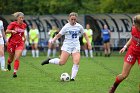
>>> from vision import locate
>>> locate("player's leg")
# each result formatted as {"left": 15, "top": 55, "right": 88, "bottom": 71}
{"left": 31, "top": 44, "right": 35, "bottom": 57}
{"left": 52, "top": 44, "right": 56, "bottom": 57}
{"left": 71, "top": 52, "right": 80, "bottom": 81}
{"left": 84, "top": 43, "right": 88, "bottom": 57}
{"left": 13, "top": 50, "right": 23, "bottom": 77}
{"left": 89, "top": 43, "right": 93, "bottom": 58}
{"left": 0, "top": 44, "right": 7, "bottom": 71}
{"left": 34, "top": 43, "right": 39, "bottom": 57}
{"left": 107, "top": 41, "right": 111, "bottom": 56}
{"left": 138, "top": 57, "right": 140, "bottom": 93}
{"left": 109, "top": 62, "right": 133, "bottom": 93}
{"left": 103, "top": 43, "right": 107, "bottom": 57}
{"left": 89, "top": 40, "right": 93, "bottom": 58}
{"left": 47, "top": 40, "right": 52, "bottom": 57}
{"left": 41, "top": 50, "right": 70, "bottom": 65}
{"left": 22, "top": 45, "right": 26, "bottom": 56}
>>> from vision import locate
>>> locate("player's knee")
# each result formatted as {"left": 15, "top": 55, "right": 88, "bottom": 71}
{"left": 122, "top": 74, "right": 128, "bottom": 79}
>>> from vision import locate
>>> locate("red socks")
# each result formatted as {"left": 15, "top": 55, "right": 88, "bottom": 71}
{"left": 8, "top": 58, "right": 12, "bottom": 64}
{"left": 115, "top": 76, "right": 122, "bottom": 84}
{"left": 14, "top": 59, "right": 19, "bottom": 70}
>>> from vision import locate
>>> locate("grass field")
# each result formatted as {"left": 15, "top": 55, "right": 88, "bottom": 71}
{"left": 0, "top": 52, "right": 139, "bottom": 93}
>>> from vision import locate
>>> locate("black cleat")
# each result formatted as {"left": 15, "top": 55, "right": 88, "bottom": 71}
{"left": 70, "top": 79, "right": 75, "bottom": 81}
{"left": 109, "top": 86, "right": 115, "bottom": 93}
{"left": 13, "top": 73, "right": 17, "bottom": 78}
{"left": 41, "top": 58, "right": 51, "bottom": 65}
{"left": 7, "top": 64, "right": 11, "bottom": 71}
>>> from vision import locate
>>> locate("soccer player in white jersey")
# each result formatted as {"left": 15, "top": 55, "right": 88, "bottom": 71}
{"left": 0, "top": 20, "right": 7, "bottom": 71}
{"left": 41, "top": 12, "right": 91, "bottom": 81}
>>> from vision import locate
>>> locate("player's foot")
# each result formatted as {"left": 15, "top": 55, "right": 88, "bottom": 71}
{"left": 41, "top": 58, "right": 51, "bottom": 65}
{"left": 1, "top": 69, "right": 8, "bottom": 71}
{"left": 109, "top": 86, "right": 115, "bottom": 93}
{"left": 7, "top": 64, "right": 11, "bottom": 71}
{"left": 13, "top": 73, "right": 17, "bottom": 78}
{"left": 70, "top": 79, "right": 75, "bottom": 81}
{"left": 108, "top": 53, "right": 111, "bottom": 57}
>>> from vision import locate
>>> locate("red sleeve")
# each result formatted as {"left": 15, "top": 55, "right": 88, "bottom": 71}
{"left": 7, "top": 22, "right": 16, "bottom": 30}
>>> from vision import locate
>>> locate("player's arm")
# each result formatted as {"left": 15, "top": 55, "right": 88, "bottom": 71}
{"left": 1, "top": 28, "right": 7, "bottom": 43}
{"left": 22, "top": 33, "right": 26, "bottom": 42}
{"left": 51, "top": 33, "right": 62, "bottom": 43}
{"left": 109, "top": 30, "right": 111, "bottom": 38}
{"left": 6, "top": 28, "right": 17, "bottom": 34}
{"left": 83, "top": 32, "right": 92, "bottom": 49}
{"left": 119, "top": 37, "right": 132, "bottom": 53}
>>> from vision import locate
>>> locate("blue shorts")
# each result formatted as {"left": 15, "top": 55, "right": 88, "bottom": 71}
{"left": 103, "top": 39, "right": 110, "bottom": 43}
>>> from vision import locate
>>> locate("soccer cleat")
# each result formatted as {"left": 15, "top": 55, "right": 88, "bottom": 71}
{"left": 13, "top": 73, "right": 17, "bottom": 78}
{"left": 109, "top": 86, "right": 115, "bottom": 93}
{"left": 7, "top": 64, "right": 11, "bottom": 71}
{"left": 41, "top": 58, "right": 51, "bottom": 65}
{"left": 70, "top": 79, "right": 75, "bottom": 81}
{"left": 1, "top": 69, "right": 8, "bottom": 71}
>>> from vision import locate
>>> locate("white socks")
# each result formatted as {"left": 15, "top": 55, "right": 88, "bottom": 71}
{"left": 32, "top": 50, "right": 39, "bottom": 57}
{"left": 53, "top": 49, "right": 56, "bottom": 57}
{"left": 89, "top": 50, "right": 93, "bottom": 58}
{"left": 85, "top": 50, "right": 93, "bottom": 58}
{"left": 48, "top": 59, "right": 79, "bottom": 80}
{"left": 32, "top": 50, "right": 35, "bottom": 57}
{"left": 22, "top": 49, "right": 27, "bottom": 56}
{"left": 49, "top": 58, "right": 60, "bottom": 64}
{"left": 36, "top": 50, "right": 39, "bottom": 57}
{"left": 85, "top": 49, "right": 88, "bottom": 57}
{"left": 47, "top": 49, "right": 56, "bottom": 57}
{"left": 71, "top": 64, "right": 79, "bottom": 79}
{"left": 0, "top": 56, "right": 6, "bottom": 70}
{"left": 47, "top": 49, "right": 51, "bottom": 57}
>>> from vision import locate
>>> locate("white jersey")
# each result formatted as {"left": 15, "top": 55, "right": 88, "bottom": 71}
{"left": 0, "top": 20, "right": 4, "bottom": 44}
{"left": 59, "top": 22, "right": 84, "bottom": 46}
{"left": 59, "top": 22, "right": 84, "bottom": 54}
{"left": 0, "top": 20, "right": 4, "bottom": 35}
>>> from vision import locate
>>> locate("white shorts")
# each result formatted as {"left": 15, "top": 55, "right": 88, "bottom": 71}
{"left": 61, "top": 44, "right": 80, "bottom": 54}
{"left": 0, "top": 37, "right": 4, "bottom": 45}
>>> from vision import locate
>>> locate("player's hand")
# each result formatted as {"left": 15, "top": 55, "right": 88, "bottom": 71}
{"left": 119, "top": 47, "right": 126, "bottom": 53}
{"left": 11, "top": 30, "right": 17, "bottom": 34}
{"left": 50, "top": 39, "right": 54, "bottom": 44}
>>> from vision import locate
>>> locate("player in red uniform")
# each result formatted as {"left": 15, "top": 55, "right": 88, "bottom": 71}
{"left": 6, "top": 12, "right": 27, "bottom": 78}
{"left": 109, "top": 14, "right": 140, "bottom": 93}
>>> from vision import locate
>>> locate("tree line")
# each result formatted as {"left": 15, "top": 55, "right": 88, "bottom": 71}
{"left": 0, "top": 0, "right": 140, "bottom": 15}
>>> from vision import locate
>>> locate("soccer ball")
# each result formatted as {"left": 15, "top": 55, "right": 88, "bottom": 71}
{"left": 60, "top": 73, "right": 70, "bottom": 81}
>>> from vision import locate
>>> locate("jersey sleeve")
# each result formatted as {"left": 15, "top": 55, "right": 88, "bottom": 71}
{"left": 7, "top": 22, "right": 15, "bottom": 30}
{"left": 0, "top": 21, "right": 4, "bottom": 30}
{"left": 90, "top": 29, "right": 93, "bottom": 35}
{"left": 36, "top": 29, "right": 39, "bottom": 35}
{"left": 59, "top": 25, "right": 67, "bottom": 35}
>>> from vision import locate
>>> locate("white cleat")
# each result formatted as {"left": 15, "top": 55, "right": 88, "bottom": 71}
{"left": 1, "top": 69, "right": 8, "bottom": 72}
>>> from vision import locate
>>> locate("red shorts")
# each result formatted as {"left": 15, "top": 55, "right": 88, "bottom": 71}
{"left": 7, "top": 41, "right": 24, "bottom": 54}
{"left": 124, "top": 48, "right": 140, "bottom": 65}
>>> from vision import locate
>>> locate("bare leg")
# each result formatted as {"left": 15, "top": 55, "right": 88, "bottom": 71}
{"left": 109, "top": 62, "right": 133, "bottom": 93}
{"left": 71, "top": 52, "right": 80, "bottom": 80}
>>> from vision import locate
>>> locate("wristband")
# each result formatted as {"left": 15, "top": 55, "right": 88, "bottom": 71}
{"left": 123, "top": 45, "right": 127, "bottom": 48}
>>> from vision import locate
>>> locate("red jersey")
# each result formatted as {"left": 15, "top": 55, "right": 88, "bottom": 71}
{"left": 7, "top": 21, "right": 27, "bottom": 44}
{"left": 129, "top": 26, "right": 140, "bottom": 53}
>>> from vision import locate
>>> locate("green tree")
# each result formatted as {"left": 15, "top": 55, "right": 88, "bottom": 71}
{"left": 0, "top": 0, "right": 140, "bottom": 15}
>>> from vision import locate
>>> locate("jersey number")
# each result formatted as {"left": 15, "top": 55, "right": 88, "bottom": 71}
{"left": 72, "top": 33, "right": 77, "bottom": 38}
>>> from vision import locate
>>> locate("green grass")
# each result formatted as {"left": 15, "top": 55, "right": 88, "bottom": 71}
{"left": 0, "top": 52, "right": 139, "bottom": 93}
